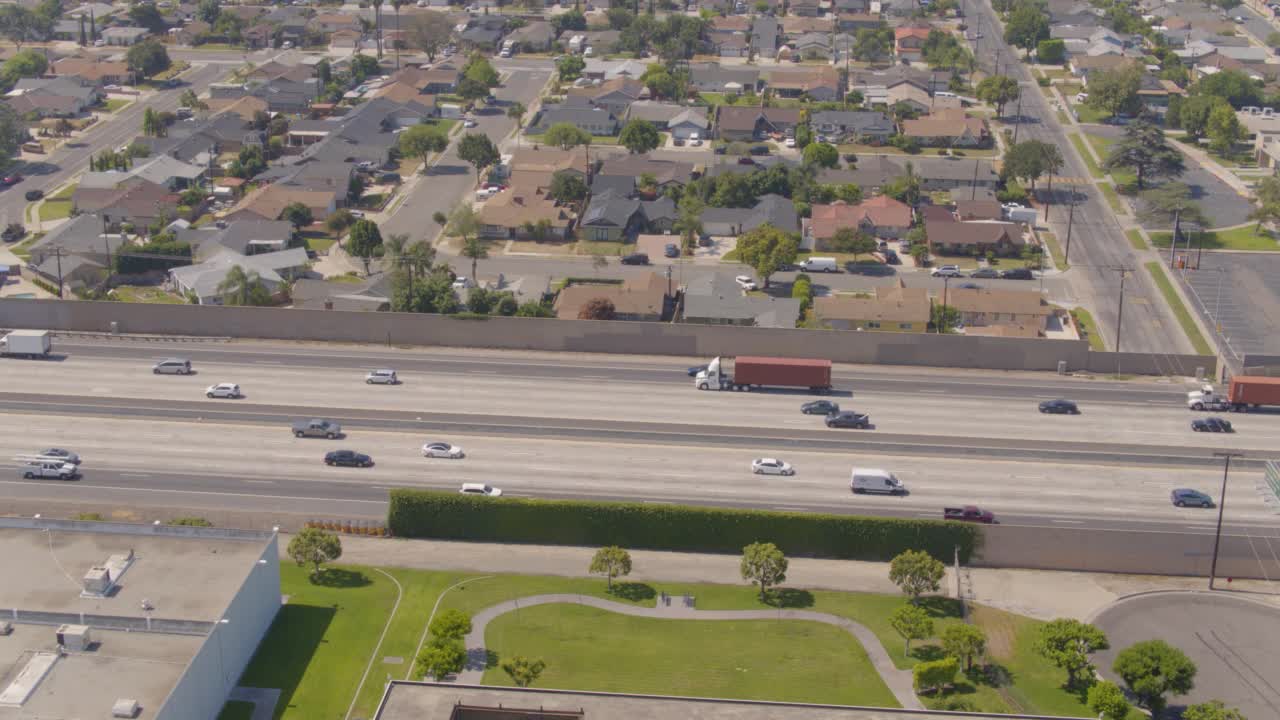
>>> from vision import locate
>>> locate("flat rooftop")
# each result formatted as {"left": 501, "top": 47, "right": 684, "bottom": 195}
{"left": 375, "top": 683, "right": 1054, "bottom": 720}
{"left": 0, "top": 525, "right": 266, "bottom": 620}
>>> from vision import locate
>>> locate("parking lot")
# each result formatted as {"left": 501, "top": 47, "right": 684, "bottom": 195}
{"left": 1177, "top": 252, "right": 1280, "bottom": 359}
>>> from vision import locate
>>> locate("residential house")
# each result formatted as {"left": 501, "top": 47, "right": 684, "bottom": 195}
{"left": 506, "top": 21, "right": 556, "bottom": 51}
{"left": 579, "top": 190, "right": 676, "bottom": 241}
{"left": 767, "top": 66, "right": 841, "bottom": 101}
{"left": 813, "top": 281, "right": 930, "bottom": 332}
{"left": 594, "top": 155, "right": 695, "bottom": 197}
{"left": 925, "top": 220, "right": 1025, "bottom": 256}
{"left": 849, "top": 67, "right": 952, "bottom": 96}
{"left": 557, "top": 30, "right": 622, "bottom": 54}
{"left": 72, "top": 179, "right": 178, "bottom": 230}
{"left": 175, "top": 218, "right": 296, "bottom": 260}
{"left": 681, "top": 273, "right": 801, "bottom": 328}
{"left": 688, "top": 63, "right": 761, "bottom": 93}
{"left": 309, "top": 12, "right": 362, "bottom": 35}
{"left": 810, "top": 110, "right": 894, "bottom": 143}
{"left": 626, "top": 101, "right": 694, "bottom": 129}
{"left": 668, "top": 109, "right": 710, "bottom": 140}
{"left": 243, "top": 23, "right": 274, "bottom": 50}
{"left": 5, "top": 77, "right": 101, "bottom": 118}
{"left": 478, "top": 181, "right": 574, "bottom": 240}
{"left": 954, "top": 200, "right": 1003, "bottom": 221}
{"left": 393, "top": 63, "right": 462, "bottom": 94}
{"left": 50, "top": 56, "right": 131, "bottom": 86}
{"left": 582, "top": 59, "right": 651, "bottom": 82}
{"left": 460, "top": 16, "right": 508, "bottom": 50}
{"left": 1212, "top": 46, "right": 1270, "bottom": 64}
{"left": 66, "top": 3, "right": 116, "bottom": 20}
{"left": 25, "top": 213, "right": 122, "bottom": 290}
{"left": 712, "top": 32, "right": 750, "bottom": 57}
{"left": 806, "top": 196, "right": 912, "bottom": 249}
{"left": 101, "top": 26, "right": 149, "bottom": 46}
{"left": 529, "top": 104, "right": 620, "bottom": 136}
{"left": 173, "top": 19, "right": 211, "bottom": 46}
{"left": 900, "top": 109, "right": 990, "bottom": 147}
{"left": 752, "top": 16, "right": 780, "bottom": 58}
{"left": 788, "top": 32, "right": 833, "bottom": 60}
{"left": 1137, "top": 73, "right": 1185, "bottom": 109}
{"left": 78, "top": 155, "right": 205, "bottom": 193}
{"left": 716, "top": 106, "right": 801, "bottom": 141}
{"left": 947, "top": 287, "right": 1053, "bottom": 335}
{"left": 143, "top": 113, "right": 265, "bottom": 164}
{"left": 818, "top": 155, "right": 999, "bottom": 194}
{"left": 837, "top": 13, "right": 882, "bottom": 33}
{"left": 894, "top": 25, "right": 931, "bottom": 62}
{"left": 781, "top": 16, "right": 833, "bottom": 36}
{"left": 169, "top": 247, "right": 309, "bottom": 305}
{"left": 327, "top": 28, "right": 362, "bottom": 51}
{"left": 567, "top": 77, "right": 647, "bottom": 117}
{"left": 1069, "top": 54, "right": 1138, "bottom": 78}
{"left": 553, "top": 273, "right": 671, "bottom": 321}
{"left": 918, "top": 204, "right": 956, "bottom": 224}
{"left": 509, "top": 146, "right": 593, "bottom": 181}
{"left": 789, "top": 0, "right": 822, "bottom": 15}
{"left": 230, "top": 183, "right": 339, "bottom": 224}
{"left": 291, "top": 277, "right": 390, "bottom": 312}
{"left": 833, "top": 0, "right": 871, "bottom": 12}
{"left": 247, "top": 78, "right": 318, "bottom": 114}
{"left": 884, "top": 80, "right": 933, "bottom": 114}
{"left": 701, "top": 194, "right": 798, "bottom": 237}
{"left": 712, "top": 15, "right": 753, "bottom": 32}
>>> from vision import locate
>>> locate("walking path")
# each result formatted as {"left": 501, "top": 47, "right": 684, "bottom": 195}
{"left": 455, "top": 592, "right": 924, "bottom": 710}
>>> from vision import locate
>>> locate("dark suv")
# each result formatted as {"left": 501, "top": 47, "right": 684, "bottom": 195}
{"left": 1000, "top": 267, "right": 1034, "bottom": 280}
{"left": 825, "top": 411, "right": 870, "bottom": 428}
{"left": 621, "top": 253, "right": 649, "bottom": 265}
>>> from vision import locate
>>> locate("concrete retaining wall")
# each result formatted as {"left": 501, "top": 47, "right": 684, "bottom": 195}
{"left": 0, "top": 299, "right": 1217, "bottom": 376}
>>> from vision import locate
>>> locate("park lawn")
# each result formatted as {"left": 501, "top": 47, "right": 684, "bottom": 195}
{"left": 1068, "top": 135, "right": 1104, "bottom": 179}
{"left": 1144, "top": 261, "right": 1214, "bottom": 356}
{"left": 1070, "top": 307, "right": 1105, "bottom": 350}
{"left": 217, "top": 701, "right": 255, "bottom": 720}
{"left": 1041, "top": 230, "right": 1067, "bottom": 270}
{"left": 1098, "top": 183, "right": 1125, "bottom": 215}
{"left": 1125, "top": 228, "right": 1146, "bottom": 250}
{"left": 109, "top": 285, "right": 184, "bottom": 304}
{"left": 237, "top": 563, "right": 400, "bottom": 720}
{"left": 480, "top": 603, "right": 902, "bottom": 708}
{"left": 1148, "top": 226, "right": 1279, "bottom": 251}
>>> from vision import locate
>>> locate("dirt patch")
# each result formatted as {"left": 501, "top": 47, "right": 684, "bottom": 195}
{"left": 971, "top": 605, "right": 1016, "bottom": 659}
{"left": 506, "top": 240, "right": 575, "bottom": 255}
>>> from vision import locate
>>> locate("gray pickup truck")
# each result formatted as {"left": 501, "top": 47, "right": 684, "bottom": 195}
{"left": 292, "top": 419, "right": 342, "bottom": 439}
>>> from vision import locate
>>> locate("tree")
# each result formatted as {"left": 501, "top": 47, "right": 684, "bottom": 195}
{"left": 889, "top": 549, "right": 945, "bottom": 603}
{"left": 390, "top": 0, "right": 406, "bottom": 67}
{"left": 281, "top": 202, "right": 313, "bottom": 229}
{"left": 976, "top": 75, "right": 1020, "bottom": 117}
{"left": 407, "top": 11, "right": 452, "bottom": 62}
{"left": 1003, "top": 139, "right": 1062, "bottom": 193}
{"left": 544, "top": 122, "right": 592, "bottom": 151}
{"left": 347, "top": 219, "right": 384, "bottom": 274}
{"left": 416, "top": 639, "right": 466, "bottom": 680}
{"left": 1004, "top": 0, "right": 1049, "bottom": 51}
{"left": 1178, "top": 94, "right": 1230, "bottom": 139}
{"left": 1087, "top": 680, "right": 1131, "bottom": 720}
{"left": 1103, "top": 119, "right": 1185, "bottom": 189}
{"left": 1085, "top": 64, "right": 1143, "bottom": 119}
{"left": 740, "top": 541, "right": 788, "bottom": 601}
{"left": 735, "top": 224, "right": 799, "bottom": 289}
{"left": 1112, "top": 639, "right": 1197, "bottom": 714}
{"left": 463, "top": 53, "right": 499, "bottom": 88}
{"left": 460, "top": 235, "right": 487, "bottom": 282}
{"left": 941, "top": 624, "right": 987, "bottom": 671}
{"left": 1184, "top": 700, "right": 1248, "bottom": 720}
{"left": 549, "top": 171, "right": 588, "bottom": 207}
{"left": 446, "top": 202, "right": 482, "bottom": 274}
{"left": 589, "top": 546, "right": 633, "bottom": 591}
{"left": 1035, "top": 618, "right": 1109, "bottom": 689}
{"left": 429, "top": 609, "right": 472, "bottom": 641}
{"left": 1139, "top": 182, "right": 1205, "bottom": 230}
{"left": 126, "top": 40, "right": 171, "bottom": 79}
{"left": 830, "top": 227, "right": 877, "bottom": 261}
{"left": 129, "top": 2, "right": 166, "bottom": 33}
{"left": 286, "top": 527, "right": 343, "bottom": 577}
{"left": 1256, "top": 174, "right": 1280, "bottom": 207}
{"left": 178, "top": 89, "right": 207, "bottom": 112}
{"left": 0, "top": 49, "right": 47, "bottom": 90}
{"left": 619, "top": 119, "right": 660, "bottom": 154}
{"left": 516, "top": 300, "right": 555, "bottom": 318}
{"left": 398, "top": 124, "right": 449, "bottom": 167}
{"left": 457, "top": 76, "right": 490, "bottom": 104}
{"left": 1036, "top": 38, "right": 1066, "bottom": 64}
{"left": 578, "top": 297, "right": 616, "bottom": 320}
{"left": 1207, "top": 103, "right": 1244, "bottom": 155}
{"left": 506, "top": 101, "right": 526, "bottom": 144}
{"left": 640, "top": 65, "right": 676, "bottom": 99}
{"left": 551, "top": 7, "right": 587, "bottom": 33}
{"left": 1196, "top": 68, "right": 1263, "bottom": 108}
{"left": 913, "top": 656, "right": 958, "bottom": 694}
{"left": 557, "top": 54, "right": 586, "bottom": 81}
{"left": 216, "top": 265, "right": 273, "bottom": 306}
{"left": 0, "top": 5, "right": 38, "bottom": 51}
{"left": 794, "top": 124, "right": 813, "bottom": 149}
{"left": 197, "top": 0, "right": 221, "bottom": 23}
{"left": 676, "top": 193, "right": 704, "bottom": 250}
{"left": 802, "top": 142, "right": 839, "bottom": 168}
{"left": 889, "top": 604, "right": 934, "bottom": 655}
{"left": 884, "top": 166, "right": 921, "bottom": 206}
{"left": 607, "top": 7, "right": 635, "bottom": 29}
{"left": 501, "top": 656, "right": 546, "bottom": 688}
{"left": 458, "top": 133, "right": 499, "bottom": 183}
{"left": 142, "top": 107, "right": 166, "bottom": 138}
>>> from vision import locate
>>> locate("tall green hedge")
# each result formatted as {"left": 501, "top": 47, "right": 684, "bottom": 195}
{"left": 387, "top": 490, "right": 978, "bottom": 562}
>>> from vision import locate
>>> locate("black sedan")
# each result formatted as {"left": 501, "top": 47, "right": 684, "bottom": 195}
{"left": 801, "top": 400, "right": 840, "bottom": 415}
{"left": 324, "top": 450, "right": 373, "bottom": 467}
{"left": 1038, "top": 399, "right": 1079, "bottom": 414}
{"left": 686, "top": 364, "right": 708, "bottom": 377}
{"left": 620, "top": 253, "right": 650, "bottom": 265}
{"left": 1191, "top": 417, "right": 1234, "bottom": 433}
{"left": 1171, "top": 488, "right": 1214, "bottom": 508}
{"left": 825, "top": 411, "right": 870, "bottom": 429}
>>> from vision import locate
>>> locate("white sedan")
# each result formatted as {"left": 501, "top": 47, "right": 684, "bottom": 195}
{"left": 784, "top": 137, "right": 796, "bottom": 148}
{"left": 463, "top": 117, "right": 478, "bottom": 128}
{"left": 205, "top": 383, "right": 242, "bottom": 399}
{"left": 423, "top": 442, "right": 465, "bottom": 459}
{"left": 735, "top": 275, "right": 758, "bottom": 291}
{"left": 752, "top": 458, "right": 795, "bottom": 476}
{"left": 460, "top": 483, "right": 501, "bottom": 496}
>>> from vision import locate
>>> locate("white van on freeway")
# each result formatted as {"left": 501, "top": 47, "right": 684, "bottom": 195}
{"left": 850, "top": 468, "right": 907, "bottom": 495}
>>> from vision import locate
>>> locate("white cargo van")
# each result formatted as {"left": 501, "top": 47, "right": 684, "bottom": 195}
{"left": 800, "top": 256, "right": 839, "bottom": 273}
{"left": 850, "top": 468, "right": 906, "bottom": 495}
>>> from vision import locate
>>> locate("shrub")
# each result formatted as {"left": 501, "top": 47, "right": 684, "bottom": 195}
{"left": 166, "top": 516, "right": 212, "bottom": 527}
{"left": 386, "top": 491, "right": 978, "bottom": 561}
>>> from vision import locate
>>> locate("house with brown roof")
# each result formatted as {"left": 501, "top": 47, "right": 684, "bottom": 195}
{"left": 813, "top": 280, "right": 931, "bottom": 332}
{"left": 478, "top": 177, "right": 574, "bottom": 241}
{"left": 955, "top": 200, "right": 1003, "bottom": 221}
{"left": 900, "top": 109, "right": 990, "bottom": 147}
{"left": 1069, "top": 54, "right": 1139, "bottom": 77}
{"left": 230, "top": 184, "right": 339, "bottom": 224}
{"left": 509, "top": 146, "right": 592, "bottom": 179}
{"left": 884, "top": 80, "right": 932, "bottom": 114}
{"left": 766, "top": 65, "right": 841, "bottom": 101}
{"left": 393, "top": 64, "right": 462, "bottom": 94}
{"left": 51, "top": 56, "right": 131, "bottom": 86}
{"left": 806, "top": 196, "right": 913, "bottom": 249}
{"left": 553, "top": 273, "right": 671, "bottom": 321}
{"left": 781, "top": 16, "right": 831, "bottom": 35}
{"left": 926, "top": 220, "right": 1025, "bottom": 257}
{"left": 716, "top": 106, "right": 802, "bottom": 141}
{"left": 310, "top": 12, "right": 362, "bottom": 34}
{"left": 72, "top": 179, "right": 180, "bottom": 230}
{"left": 895, "top": 25, "right": 931, "bottom": 62}
{"left": 210, "top": 95, "right": 270, "bottom": 121}
{"left": 946, "top": 287, "right": 1054, "bottom": 334}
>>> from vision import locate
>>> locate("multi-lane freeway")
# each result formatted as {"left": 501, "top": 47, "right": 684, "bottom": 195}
{"left": 3, "top": 338, "right": 1276, "bottom": 544}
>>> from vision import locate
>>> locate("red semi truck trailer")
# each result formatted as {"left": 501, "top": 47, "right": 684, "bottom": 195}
{"left": 1187, "top": 376, "right": 1280, "bottom": 411}
{"left": 694, "top": 356, "right": 833, "bottom": 393}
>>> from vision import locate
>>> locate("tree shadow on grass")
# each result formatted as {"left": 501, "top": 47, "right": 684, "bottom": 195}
{"left": 911, "top": 644, "right": 947, "bottom": 662}
{"left": 766, "top": 588, "right": 814, "bottom": 608}
{"left": 238, "top": 604, "right": 335, "bottom": 716}
{"left": 309, "top": 568, "right": 372, "bottom": 588}
{"left": 917, "top": 596, "right": 963, "bottom": 619}
{"left": 608, "top": 582, "right": 656, "bottom": 602}
{"left": 968, "top": 662, "right": 1015, "bottom": 689}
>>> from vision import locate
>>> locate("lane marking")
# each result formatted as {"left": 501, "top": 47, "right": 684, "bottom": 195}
{"left": 120, "top": 473, "right": 152, "bottom": 478}
{"left": 1052, "top": 519, "right": 1085, "bottom": 524}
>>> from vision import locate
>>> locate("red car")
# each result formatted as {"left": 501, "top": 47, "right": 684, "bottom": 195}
{"left": 943, "top": 506, "right": 996, "bottom": 524}
{"left": 1, "top": 174, "right": 22, "bottom": 186}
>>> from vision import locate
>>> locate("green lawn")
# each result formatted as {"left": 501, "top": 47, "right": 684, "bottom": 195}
{"left": 103, "top": 98, "right": 132, "bottom": 113}
{"left": 422, "top": 117, "right": 458, "bottom": 136}
{"left": 574, "top": 239, "right": 629, "bottom": 256}
{"left": 1144, "top": 261, "right": 1214, "bottom": 356}
{"left": 109, "top": 285, "right": 184, "bottom": 304}
{"left": 522, "top": 133, "right": 619, "bottom": 145}
{"left": 8, "top": 233, "right": 41, "bottom": 261}
{"left": 1084, "top": 135, "right": 1136, "bottom": 186}
{"left": 1071, "top": 307, "right": 1105, "bottom": 351}
{"left": 216, "top": 701, "right": 255, "bottom": 720}
{"left": 1041, "top": 230, "right": 1067, "bottom": 270}
{"left": 1148, "top": 226, "right": 1279, "bottom": 251}
{"left": 38, "top": 200, "right": 72, "bottom": 223}
{"left": 482, "top": 604, "right": 901, "bottom": 708}
{"left": 1098, "top": 183, "right": 1125, "bottom": 215}
{"left": 1124, "top": 229, "right": 1146, "bottom": 250}
{"left": 49, "top": 183, "right": 77, "bottom": 201}
{"left": 1068, "top": 135, "right": 1104, "bottom": 179}
{"left": 304, "top": 236, "right": 336, "bottom": 253}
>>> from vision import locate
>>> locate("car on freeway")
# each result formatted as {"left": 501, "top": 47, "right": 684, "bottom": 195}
{"left": 1191, "top": 417, "right": 1233, "bottom": 432}
{"left": 153, "top": 358, "right": 192, "bottom": 375}
{"left": 958, "top": 282, "right": 982, "bottom": 290}
{"left": 970, "top": 267, "right": 1000, "bottom": 279}
{"left": 366, "top": 368, "right": 399, "bottom": 384}
{"left": 664, "top": 243, "right": 680, "bottom": 258}
{"left": 931, "top": 264, "right": 962, "bottom": 278}
{"left": 687, "top": 364, "right": 708, "bottom": 376}
{"left": 24, "top": 189, "right": 43, "bottom": 201}
{"left": 460, "top": 482, "right": 502, "bottom": 496}
{"left": 422, "top": 442, "right": 465, "bottom": 459}
{"left": 944, "top": 505, "right": 995, "bottom": 523}
{"left": 1170, "top": 488, "right": 1213, "bottom": 508}
{"left": 621, "top": 253, "right": 650, "bottom": 265}
{"left": 1000, "top": 267, "right": 1034, "bottom": 280}
{"left": 40, "top": 448, "right": 80, "bottom": 464}
{"left": 801, "top": 399, "right": 840, "bottom": 415}
{"left": 735, "top": 275, "right": 758, "bottom": 291}
{"left": 21, "top": 460, "right": 79, "bottom": 480}
{"left": 1038, "top": 398, "right": 1079, "bottom": 414}
{"left": 205, "top": 383, "right": 242, "bottom": 399}
{"left": 324, "top": 450, "right": 373, "bottom": 467}
{"left": 751, "top": 457, "right": 795, "bottom": 475}
{"left": 826, "top": 411, "right": 871, "bottom": 428}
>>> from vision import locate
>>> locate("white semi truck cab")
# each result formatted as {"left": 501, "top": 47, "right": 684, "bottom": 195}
{"left": 1187, "top": 384, "right": 1232, "bottom": 411}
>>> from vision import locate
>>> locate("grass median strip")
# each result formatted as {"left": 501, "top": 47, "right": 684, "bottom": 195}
{"left": 1069, "top": 135, "right": 1104, "bottom": 179}
{"left": 1041, "top": 230, "right": 1067, "bottom": 270}
{"left": 1070, "top": 307, "right": 1105, "bottom": 350}
{"left": 1144, "top": 261, "right": 1213, "bottom": 356}
{"left": 1148, "top": 226, "right": 1279, "bottom": 251}
{"left": 1125, "top": 229, "right": 1146, "bottom": 250}
{"left": 1098, "top": 183, "right": 1125, "bottom": 214}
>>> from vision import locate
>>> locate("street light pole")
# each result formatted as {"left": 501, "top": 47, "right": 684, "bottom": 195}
{"left": 1114, "top": 268, "right": 1128, "bottom": 354}
{"left": 1208, "top": 452, "right": 1243, "bottom": 590}
{"left": 1064, "top": 185, "right": 1077, "bottom": 266}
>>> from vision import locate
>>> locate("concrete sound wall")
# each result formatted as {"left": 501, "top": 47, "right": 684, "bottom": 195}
{"left": 0, "top": 299, "right": 1216, "bottom": 376}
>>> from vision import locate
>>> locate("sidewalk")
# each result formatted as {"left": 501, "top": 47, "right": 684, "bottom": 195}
{"left": 291, "top": 535, "right": 1280, "bottom": 621}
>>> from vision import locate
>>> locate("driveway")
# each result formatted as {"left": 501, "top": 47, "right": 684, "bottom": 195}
{"left": 1093, "top": 592, "right": 1280, "bottom": 720}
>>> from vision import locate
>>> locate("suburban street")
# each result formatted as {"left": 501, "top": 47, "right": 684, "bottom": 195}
{"left": 970, "top": 0, "right": 1194, "bottom": 356}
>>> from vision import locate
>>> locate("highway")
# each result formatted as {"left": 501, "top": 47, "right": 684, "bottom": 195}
{"left": 2, "top": 338, "right": 1277, "bottom": 538}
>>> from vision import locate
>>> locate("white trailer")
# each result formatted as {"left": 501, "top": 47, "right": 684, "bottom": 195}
{"left": 0, "top": 330, "right": 51, "bottom": 358}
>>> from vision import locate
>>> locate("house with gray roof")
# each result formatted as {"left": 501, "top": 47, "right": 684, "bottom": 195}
{"left": 701, "top": 194, "right": 797, "bottom": 237}
{"left": 175, "top": 218, "right": 296, "bottom": 260}
{"left": 752, "top": 16, "right": 779, "bottom": 58}
{"left": 668, "top": 109, "right": 710, "bottom": 140}
{"left": 26, "top": 214, "right": 122, "bottom": 289}
{"left": 579, "top": 190, "right": 676, "bottom": 242}
{"left": 102, "top": 26, "right": 149, "bottom": 45}
{"left": 529, "top": 104, "right": 620, "bottom": 135}
{"left": 506, "top": 21, "right": 555, "bottom": 51}
{"left": 810, "top": 110, "right": 895, "bottom": 143}
{"left": 291, "top": 277, "right": 390, "bottom": 311}
{"left": 682, "top": 273, "right": 801, "bottom": 328}
{"left": 625, "top": 101, "right": 691, "bottom": 128}
{"left": 6, "top": 76, "right": 101, "bottom": 118}
{"left": 168, "top": 247, "right": 309, "bottom": 305}
{"left": 688, "top": 63, "right": 761, "bottom": 93}
{"left": 818, "top": 155, "right": 998, "bottom": 195}
{"left": 80, "top": 155, "right": 206, "bottom": 192}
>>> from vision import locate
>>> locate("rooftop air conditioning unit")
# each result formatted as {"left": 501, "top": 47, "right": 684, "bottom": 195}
{"left": 112, "top": 698, "right": 141, "bottom": 718}
{"left": 83, "top": 566, "right": 111, "bottom": 594}
{"left": 0, "top": 620, "right": 12, "bottom": 635}
{"left": 55, "top": 624, "right": 91, "bottom": 651}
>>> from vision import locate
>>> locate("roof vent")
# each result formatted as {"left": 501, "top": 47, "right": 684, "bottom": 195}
{"left": 112, "top": 698, "right": 140, "bottom": 718}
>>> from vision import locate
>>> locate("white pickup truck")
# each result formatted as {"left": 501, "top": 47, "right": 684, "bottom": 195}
{"left": 19, "top": 459, "right": 79, "bottom": 480}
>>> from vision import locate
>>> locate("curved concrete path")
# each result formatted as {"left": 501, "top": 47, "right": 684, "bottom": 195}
{"left": 456, "top": 593, "right": 924, "bottom": 710}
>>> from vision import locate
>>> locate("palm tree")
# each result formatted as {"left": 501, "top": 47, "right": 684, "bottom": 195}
{"left": 507, "top": 102, "right": 527, "bottom": 147}
{"left": 385, "top": 232, "right": 436, "bottom": 298}
{"left": 391, "top": 0, "right": 405, "bottom": 69}
{"left": 460, "top": 236, "right": 487, "bottom": 282}
{"left": 373, "top": 0, "right": 385, "bottom": 59}
{"left": 216, "top": 265, "right": 267, "bottom": 306}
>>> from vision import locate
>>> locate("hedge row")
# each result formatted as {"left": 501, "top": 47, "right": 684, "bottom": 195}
{"left": 387, "top": 490, "right": 979, "bottom": 562}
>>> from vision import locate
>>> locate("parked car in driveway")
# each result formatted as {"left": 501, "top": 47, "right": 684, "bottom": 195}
{"left": 751, "top": 457, "right": 795, "bottom": 475}
{"left": 801, "top": 400, "right": 840, "bottom": 415}
{"left": 324, "top": 450, "right": 373, "bottom": 467}
{"left": 205, "top": 383, "right": 241, "bottom": 399}
{"left": 1191, "top": 417, "right": 1233, "bottom": 432}
{"left": 1038, "top": 398, "right": 1079, "bottom": 414}
{"left": 931, "top": 265, "right": 962, "bottom": 277}
{"left": 826, "top": 411, "right": 870, "bottom": 428}
{"left": 1170, "top": 488, "right": 1213, "bottom": 507}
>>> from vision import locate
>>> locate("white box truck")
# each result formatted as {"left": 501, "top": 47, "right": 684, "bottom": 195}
{"left": 0, "top": 330, "right": 51, "bottom": 359}
{"left": 850, "top": 468, "right": 907, "bottom": 495}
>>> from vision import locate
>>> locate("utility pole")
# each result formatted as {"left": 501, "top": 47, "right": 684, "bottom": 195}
{"left": 1011, "top": 92, "right": 1023, "bottom": 144}
{"left": 1064, "top": 185, "right": 1077, "bottom": 265}
{"left": 1169, "top": 208, "right": 1181, "bottom": 268}
{"left": 1113, "top": 266, "right": 1132, "bottom": 357}
{"left": 53, "top": 247, "right": 65, "bottom": 299}
{"left": 970, "top": 158, "right": 980, "bottom": 201}
{"left": 1208, "top": 452, "right": 1243, "bottom": 590}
